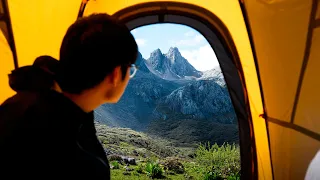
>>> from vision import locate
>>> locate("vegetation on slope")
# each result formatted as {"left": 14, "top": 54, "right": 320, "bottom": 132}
{"left": 95, "top": 123, "right": 240, "bottom": 180}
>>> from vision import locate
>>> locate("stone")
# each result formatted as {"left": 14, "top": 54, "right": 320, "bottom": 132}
{"left": 122, "top": 156, "right": 136, "bottom": 165}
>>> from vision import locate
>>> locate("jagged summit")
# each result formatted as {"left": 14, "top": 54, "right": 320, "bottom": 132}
{"left": 146, "top": 47, "right": 202, "bottom": 79}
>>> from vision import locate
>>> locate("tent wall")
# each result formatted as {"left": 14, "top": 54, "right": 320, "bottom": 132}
{"left": 244, "top": 0, "right": 313, "bottom": 122}
{"left": 6, "top": 0, "right": 80, "bottom": 67}
{"left": 0, "top": 28, "right": 14, "bottom": 103}
{"left": 0, "top": 0, "right": 80, "bottom": 103}
{"left": 243, "top": 0, "right": 320, "bottom": 179}
{"left": 295, "top": 27, "right": 320, "bottom": 134}
{"left": 269, "top": 123, "right": 320, "bottom": 180}
{"left": 0, "top": 0, "right": 15, "bottom": 103}
{"left": 83, "top": 0, "right": 272, "bottom": 179}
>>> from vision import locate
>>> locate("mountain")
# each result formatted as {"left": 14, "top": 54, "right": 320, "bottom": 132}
{"left": 165, "top": 47, "right": 202, "bottom": 78}
{"left": 152, "top": 79, "right": 237, "bottom": 124}
{"left": 94, "top": 49, "right": 238, "bottom": 146}
{"left": 135, "top": 52, "right": 150, "bottom": 73}
{"left": 147, "top": 79, "right": 238, "bottom": 145}
{"left": 198, "top": 67, "right": 226, "bottom": 87}
{"left": 147, "top": 47, "right": 202, "bottom": 80}
{"left": 94, "top": 53, "right": 180, "bottom": 130}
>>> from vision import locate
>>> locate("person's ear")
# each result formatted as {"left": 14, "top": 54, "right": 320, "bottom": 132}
{"left": 108, "top": 66, "right": 122, "bottom": 87}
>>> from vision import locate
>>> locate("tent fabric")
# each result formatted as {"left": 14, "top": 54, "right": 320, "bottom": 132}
{"left": 268, "top": 123, "right": 320, "bottom": 180}
{"left": 0, "top": 0, "right": 319, "bottom": 179}
{"left": 243, "top": 0, "right": 320, "bottom": 179}
{"left": 295, "top": 27, "right": 320, "bottom": 134}
{"left": 0, "top": 28, "right": 14, "bottom": 104}
{"left": 244, "top": 0, "right": 313, "bottom": 122}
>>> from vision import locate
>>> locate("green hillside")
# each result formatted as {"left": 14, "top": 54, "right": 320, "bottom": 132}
{"left": 95, "top": 123, "right": 241, "bottom": 180}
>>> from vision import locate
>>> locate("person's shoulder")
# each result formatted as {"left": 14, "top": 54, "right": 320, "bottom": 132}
{"left": 305, "top": 150, "right": 320, "bottom": 180}
{"left": 0, "top": 91, "right": 41, "bottom": 116}
{"left": 0, "top": 90, "right": 60, "bottom": 124}
{"left": 0, "top": 92, "right": 45, "bottom": 138}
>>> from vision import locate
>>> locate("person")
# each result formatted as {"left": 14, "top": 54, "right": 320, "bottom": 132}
{"left": 8, "top": 55, "right": 61, "bottom": 93}
{"left": 305, "top": 150, "right": 320, "bottom": 180}
{"left": 0, "top": 13, "right": 138, "bottom": 179}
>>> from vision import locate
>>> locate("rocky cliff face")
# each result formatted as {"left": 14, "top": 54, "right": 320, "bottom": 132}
{"left": 146, "top": 47, "right": 202, "bottom": 80}
{"left": 199, "top": 67, "right": 225, "bottom": 87}
{"left": 153, "top": 79, "right": 236, "bottom": 124}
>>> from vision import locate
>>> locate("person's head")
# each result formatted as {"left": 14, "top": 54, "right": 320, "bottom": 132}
{"left": 8, "top": 55, "right": 60, "bottom": 92}
{"left": 56, "top": 13, "right": 138, "bottom": 111}
{"left": 33, "top": 55, "right": 62, "bottom": 92}
{"left": 33, "top": 55, "right": 59, "bottom": 76}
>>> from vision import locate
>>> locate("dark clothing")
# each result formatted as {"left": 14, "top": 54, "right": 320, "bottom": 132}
{"left": 0, "top": 90, "right": 110, "bottom": 179}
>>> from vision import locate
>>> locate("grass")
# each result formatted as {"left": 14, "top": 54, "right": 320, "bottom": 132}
{"left": 195, "top": 142, "right": 241, "bottom": 179}
{"left": 111, "top": 161, "right": 120, "bottom": 169}
{"left": 95, "top": 123, "right": 241, "bottom": 180}
{"left": 107, "top": 143, "right": 240, "bottom": 179}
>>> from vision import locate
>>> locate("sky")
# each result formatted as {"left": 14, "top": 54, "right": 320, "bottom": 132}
{"left": 130, "top": 24, "right": 220, "bottom": 71}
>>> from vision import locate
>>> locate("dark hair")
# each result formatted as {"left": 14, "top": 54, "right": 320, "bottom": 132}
{"left": 8, "top": 55, "right": 59, "bottom": 92}
{"left": 33, "top": 55, "right": 59, "bottom": 75}
{"left": 56, "top": 13, "right": 138, "bottom": 94}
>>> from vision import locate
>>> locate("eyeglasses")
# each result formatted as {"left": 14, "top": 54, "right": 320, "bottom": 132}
{"left": 129, "top": 64, "right": 138, "bottom": 78}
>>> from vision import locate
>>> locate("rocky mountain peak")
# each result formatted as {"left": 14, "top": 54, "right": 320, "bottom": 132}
{"left": 150, "top": 48, "right": 162, "bottom": 57}
{"left": 135, "top": 52, "right": 149, "bottom": 73}
{"left": 166, "top": 47, "right": 182, "bottom": 62}
{"left": 146, "top": 48, "right": 202, "bottom": 79}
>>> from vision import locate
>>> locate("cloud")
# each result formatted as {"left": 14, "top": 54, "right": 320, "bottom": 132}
{"left": 135, "top": 38, "right": 147, "bottom": 47}
{"left": 131, "top": 29, "right": 137, "bottom": 35}
{"left": 180, "top": 45, "right": 220, "bottom": 71}
{"left": 184, "top": 31, "right": 195, "bottom": 37}
{"left": 172, "top": 35, "right": 205, "bottom": 46}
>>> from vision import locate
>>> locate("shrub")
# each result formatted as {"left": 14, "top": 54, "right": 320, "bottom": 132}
{"left": 145, "top": 161, "right": 163, "bottom": 178}
{"left": 227, "top": 173, "right": 241, "bottom": 180}
{"left": 111, "top": 161, "right": 120, "bottom": 169}
{"left": 136, "top": 163, "right": 144, "bottom": 174}
{"left": 196, "top": 142, "right": 240, "bottom": 179}
{"left": 203, "top": 171, "right": 223, "bottom": 180}
{"left": 163, "top": 158, "right": 185, "bottom": 174}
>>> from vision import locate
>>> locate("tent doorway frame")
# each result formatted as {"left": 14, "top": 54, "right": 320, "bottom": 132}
{"left": 78, "top": 2, "right": 259, "bottom": 179}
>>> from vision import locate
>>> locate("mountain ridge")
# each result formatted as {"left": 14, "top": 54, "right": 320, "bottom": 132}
{"left": 95, "top": 48, "right": 237, "bottom": 145}
{"left": 146, "top": 47, "right": 202, "bottom": 80}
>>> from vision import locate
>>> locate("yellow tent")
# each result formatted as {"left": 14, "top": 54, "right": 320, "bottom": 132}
{"left": 0, "top": 0, "right": 319, "bottom": 179}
